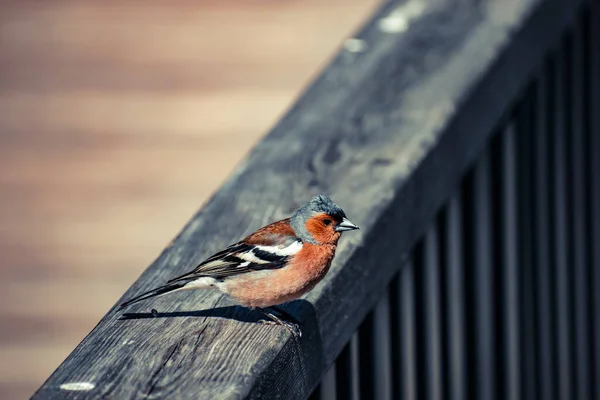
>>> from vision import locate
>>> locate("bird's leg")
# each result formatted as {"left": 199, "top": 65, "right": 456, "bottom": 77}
{"left": 256, "top": 307, "right": 302, "bottom": 337}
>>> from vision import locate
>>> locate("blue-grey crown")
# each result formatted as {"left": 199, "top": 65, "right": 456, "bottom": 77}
{"left": 290, "top": 194, "right": 346, "bottom": 243}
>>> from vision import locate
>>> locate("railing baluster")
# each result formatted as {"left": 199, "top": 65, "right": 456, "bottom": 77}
{"left": 351, "top": 335, "right": 361, "bottom": 400}
{"left": 362, "top": 311, "right": 383, "bottom": 400}
{"left": 534, "top": 64, "right": 555, "bottom": 400}
{"left": 335, "top": 334, "right": 360, "bottom": 400}
{"left": 569, "top": 18, "right": 591, "bottom": 400}
{"left": 474, "top": 149, "right": 495, "bottom": 400}
{"left": 445, "top": 192, "right": 466, "bottom": 400}
{"left": 423, "top": 226, "right": 444, "bottom": 400}
{"left": 289, "top": 7, "right": 599, "bottom": 400}
{"left": 358, "top": 313, "right": 375, "bottom": 399}
{"left": 501, "top": 124, "right": 520, "bottom": 400}
{"left": 587, "top": 2, "right": 600, "bottom": 399}
{"left": 552, "top": 37, "right": 573, "bottom": 400}
{"left": 516, "top": 88, "right": 538, "bottom": 399}
{"left": 373, "top": 291, "right": 392, "bottom": 400}
{"left": 396, "top": 259, "right": 418, "bottom": 400}
{"left": 319, "top": 364, "right": 337, "bottom": 400}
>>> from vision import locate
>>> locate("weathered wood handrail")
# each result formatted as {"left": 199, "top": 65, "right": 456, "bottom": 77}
{"left": 33, "top": 0, "right": 587, "bottom": 398}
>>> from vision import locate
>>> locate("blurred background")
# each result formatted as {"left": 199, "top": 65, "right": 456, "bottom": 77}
{"left": 0, "top": 1, "right": 378, "bottom": 397}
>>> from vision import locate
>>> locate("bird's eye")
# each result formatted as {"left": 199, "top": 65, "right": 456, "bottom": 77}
{"left": 323, "top": 219, "right": 332, "bottom": 226}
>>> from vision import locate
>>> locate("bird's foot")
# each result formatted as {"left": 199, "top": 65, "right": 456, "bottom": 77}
{"left": 257, "top": 308, "right": 302, "bottom": 337}
{"left": 281, "top": 320, "right": 302, "bottom": 337}
{"left": 259, "top": 319, "right": 301, "bottom": 337}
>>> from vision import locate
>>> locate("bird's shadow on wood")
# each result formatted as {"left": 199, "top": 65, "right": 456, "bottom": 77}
{"left": 118, "top": 301, "right": 304, "bottom": 326}
{"left": 118, "top": 299, "right": 324, "bottom": 396}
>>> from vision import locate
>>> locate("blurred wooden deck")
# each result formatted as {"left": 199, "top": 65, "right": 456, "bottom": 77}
{"left": 0, "top": 1, "right": 376, "bottom": 397}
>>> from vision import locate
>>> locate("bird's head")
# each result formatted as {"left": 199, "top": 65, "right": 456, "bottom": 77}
{"left": 290, "top": 194, "right": 359, "bottom": 245}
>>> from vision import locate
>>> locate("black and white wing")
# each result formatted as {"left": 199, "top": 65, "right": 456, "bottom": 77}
{"left": 167, "top": 233, "right": 302, "bottom": 283}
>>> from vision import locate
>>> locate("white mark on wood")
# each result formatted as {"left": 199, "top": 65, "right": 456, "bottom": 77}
{"left": 60, "top": 382, "right": 95, "bottom": 391}
{"left": 122, "top": 339, "right": 135, "bottom": 345}
{"left": 344, "top": 38, "right": 367, "bottom": 53}
{"left": 378, "top": 0, "right": 426, "bottom": 33}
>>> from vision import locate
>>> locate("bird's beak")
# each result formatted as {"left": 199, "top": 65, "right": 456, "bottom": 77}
{"left": 335, "top": 217, "right": 359, "bottom": 232}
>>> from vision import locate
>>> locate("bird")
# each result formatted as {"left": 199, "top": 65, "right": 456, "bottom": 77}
{"left": 120, "top": 194, "right": 359, "bottom": 335}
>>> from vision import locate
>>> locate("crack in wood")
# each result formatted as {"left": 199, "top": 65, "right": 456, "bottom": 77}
{"left": 145, "top": 339, "right": 184, "bottom": 397}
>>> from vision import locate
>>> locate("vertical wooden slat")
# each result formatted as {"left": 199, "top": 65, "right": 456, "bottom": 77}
{"left": 552, "top": 38, "right": 572, "bottom": 400}
{"left": 516, "top": 94, "right": 538, "bottom": 399}
{"left": 358, "top": 314, "right": 375, "bottom": 400}
{"left": 321, "top": 13, "right": 600, "bottom": 400}
{"left": 515, "top": 92, "right": 538, "bottom": 400}
{"left": 533, "top": 65, "right": 555, "bottom": 400}
{"left": 397, "top": 260, "right": 418, "bottom": 400}
{"left": 373, "top": 291, "right": 392, "bottom": 400}
{"left": 588, "top": 2, "right": 600, "bottom": 399}
{"left": 501, "top": 124, "right": 520, "bottom": 400}
{"left": 445, "top": 192, "right": 466, "bottom": 400}
{"left": 335, "top": 334, "right": 360, "bottom": 400}
{"left": 474, "top": 149, "right": 495, "bottom": 400}
{"left": 350, "top": 335, "right": 361, "bottom": 400}
{"left": 569, "top": 19, "right": 591, "bottom": 400}
{"left": 423, "top": 226, "right": 444, "bottom": 400}
{"left": 319, "top": 364, "right": 337, "bottom": 400}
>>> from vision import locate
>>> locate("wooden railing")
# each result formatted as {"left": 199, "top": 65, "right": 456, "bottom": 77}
{"left": 34, "top": 0, "right": 598, "bottom": 399}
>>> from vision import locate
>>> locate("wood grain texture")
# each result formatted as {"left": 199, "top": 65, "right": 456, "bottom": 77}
{"left": 32, "top": 0, "right": 586, "bottom": 398}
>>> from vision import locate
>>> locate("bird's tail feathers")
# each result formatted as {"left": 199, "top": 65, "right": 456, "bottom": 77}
{"left": 120, "top": 282, "right": 186, "bottom": 309}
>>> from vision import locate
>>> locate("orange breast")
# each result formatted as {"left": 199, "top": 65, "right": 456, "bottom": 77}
{"left": 223, "top": 243, "right": 336, "bottom": 308}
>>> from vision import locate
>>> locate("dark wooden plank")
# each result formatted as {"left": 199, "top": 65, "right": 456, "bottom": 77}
{"left": 473, "top": 148, "right": 495, "bottom": 400}
{"left": 533, "top": 64, "right": 555, "bottom": 400}
{"left": 356, "top": 312, "right": 374, "bottom": 399}
{"left": 372, "top": 291, "right": 392, "bottom": 400}
{"left": 587, "top": 2, "right": 600, "bottom": 398}
{"left": 317, "top": 364, "right": 336, "bottom": 400}
{"left": 395, "top": 259, "right": 418, "bottom": 400}
{"left": 422, "top": 225, "right": 444, "bottom": 400}
{"left": 333, "top": 335, "right": 359, "bottom": 400}
{"left": 515, "top": 93, "right": 538, "bottom": 400}
{"left": 335, "top": 334, "right": 360, "bottom": 400}
{"left": 443, "top": 191, "right": 466, "bottom": 400}
{"left": 568, "top": 18, "right": 592, "bottom": 400}
{"left": 33, "top": 0, "right": 587, "bottom": 398}
{"left": 501, "top": 124, "right": 520, "bottom": 400}
{"left": 552, "top": 36, "right": 573, "bottom": 400}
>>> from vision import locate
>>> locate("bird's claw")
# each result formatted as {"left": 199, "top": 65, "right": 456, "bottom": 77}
{"left": 284, "top": 322, "right": 302, "bottom": 337}
{"left": 258, "top": 319, "right": 302, "bottom": 337}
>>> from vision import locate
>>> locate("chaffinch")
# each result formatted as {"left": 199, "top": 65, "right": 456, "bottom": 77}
{"left": 120, "top": 194, "right": 358, "bottom": 335}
